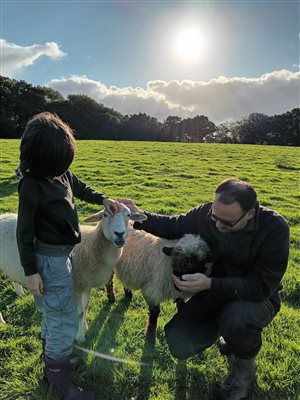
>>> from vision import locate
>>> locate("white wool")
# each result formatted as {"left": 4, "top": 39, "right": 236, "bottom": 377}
{"left": 0, "top": 206, "right": 137, "bottom": 342}
{"left": 114, "top": 226, "right": 211, "bottom": 312}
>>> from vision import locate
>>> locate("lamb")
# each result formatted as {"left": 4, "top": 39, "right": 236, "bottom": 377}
{"left": 0, "top": 206, "right": 146, "bottom": 342}
{"left": 82, "top": 212, "right": 212, "bottom": 327}
{"left": 0, "top": 213, "right": 28, "bottom": 324}
{"left": 114, "top": 228, "right": 212, "bottom": 325}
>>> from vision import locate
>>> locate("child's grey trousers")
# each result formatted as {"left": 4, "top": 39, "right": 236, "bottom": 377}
{"left": 34, "top": 240, "right": 78, "bottom": 360}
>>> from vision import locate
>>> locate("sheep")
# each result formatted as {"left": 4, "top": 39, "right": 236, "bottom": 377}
{"left": 114, "top": 228, "right": 212, "bottom": 325}
{"left": 0, "top": 207, "right": 146, "bottom": 343}
{"left": 82, "top": 212, "right": 212, "bottom": 328}
{"left": 0, "top": 214, "right": 26, "bottom": 324}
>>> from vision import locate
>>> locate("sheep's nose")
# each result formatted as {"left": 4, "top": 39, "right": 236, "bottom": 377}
{"left": 114, "top": 231, "right": 125, "bottom": 239}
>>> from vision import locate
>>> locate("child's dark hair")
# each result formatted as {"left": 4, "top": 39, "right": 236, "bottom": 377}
{"left": 215, "top": 178, "right": 257, "bottom": 211}
{"left": 20, "top": 112, "right": 76, "bottom": 178}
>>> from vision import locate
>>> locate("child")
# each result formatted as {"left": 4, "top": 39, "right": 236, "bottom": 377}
{"left": 16, "top": 112, "right": 120, "bottom": 400}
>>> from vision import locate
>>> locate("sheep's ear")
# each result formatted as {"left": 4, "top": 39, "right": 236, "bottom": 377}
{"left": 130, "top": 212, "right": 147, "bottom": 221}
{"left": 84, "top": 211, "right": 104, "bottom": 223}
{"left": 162, "top": 247, "right": 173, "bottom": 256}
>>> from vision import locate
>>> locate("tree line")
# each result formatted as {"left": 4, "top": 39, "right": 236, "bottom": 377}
{"left": 1, "top": 76, "right": 299, "bottom": 146}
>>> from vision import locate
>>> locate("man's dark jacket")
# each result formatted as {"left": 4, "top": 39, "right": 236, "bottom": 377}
{"left": 133, "top": 202, "right": 290, "bottom": 310}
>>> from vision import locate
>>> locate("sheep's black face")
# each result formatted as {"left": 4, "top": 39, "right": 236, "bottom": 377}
{"left": 172, "top": 252, "right": 208, "bottom": 278}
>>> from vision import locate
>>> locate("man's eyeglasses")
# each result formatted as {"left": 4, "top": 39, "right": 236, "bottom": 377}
{"left": 208, "top": 207, "right": 248, "bottom": 228}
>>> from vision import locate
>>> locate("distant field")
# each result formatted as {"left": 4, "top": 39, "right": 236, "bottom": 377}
{"left": 0, "top": 139, "right": 299, "bottom": 400}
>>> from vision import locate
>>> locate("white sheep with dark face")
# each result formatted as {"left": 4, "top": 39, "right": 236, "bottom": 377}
{"left": 162, "top": 234, "right": 213, "bottom": 280}
{"left": 97, "top": 224, "right": 213, "bottom": 328}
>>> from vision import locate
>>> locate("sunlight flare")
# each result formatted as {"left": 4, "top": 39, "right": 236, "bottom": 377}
{"left": 175, "top": 27, "right": 207, "bottom": 62}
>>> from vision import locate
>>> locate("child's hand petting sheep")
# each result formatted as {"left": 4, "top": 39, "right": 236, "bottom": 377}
{"left": 102, "top": 198, "right": 123, "bottom": 216}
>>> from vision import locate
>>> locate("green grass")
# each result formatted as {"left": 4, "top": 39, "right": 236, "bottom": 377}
{"left": 0, "top": 139, "right": 299, "bottom": 400}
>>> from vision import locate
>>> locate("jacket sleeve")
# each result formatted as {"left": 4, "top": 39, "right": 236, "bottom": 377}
{"left": 209, "top": 218, "right": 290, "bottom": 301}
{"left": 68, "top": 171, "right": 107, "bottom": 205}
{"left": 133, "top": 205, "right": 208, "bottom": 239}
{"left": 17, "top": 179, "right": 40, "bottom": 276}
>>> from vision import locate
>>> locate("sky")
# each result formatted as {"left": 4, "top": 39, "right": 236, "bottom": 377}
{"left": 1, "top": 0, "right": 299, "bottom": 124}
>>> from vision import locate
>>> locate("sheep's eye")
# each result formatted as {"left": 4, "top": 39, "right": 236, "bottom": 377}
{"left": 127, "top": 214, "right": 130, "bottom": 218}
{"left": 103, "top": 213, "right": 108, "bottom": 218}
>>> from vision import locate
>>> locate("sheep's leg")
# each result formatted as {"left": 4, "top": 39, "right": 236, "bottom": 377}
{"left": 175, "top": 297, "right": 185, "bottom": 311}
{"left": 76, "top": 292, "right": 85, "bottom": 343}
{"left": 124, "top": 287, "right": 133, "bottom": 299}
{"left": 81, "top": 290, "right": 91, "bottom": 330}
{"left": 105, "top": 274, "right": 116, "bottom": 303}
{"left": 0, "top": 312, "right": 6, "bottom": 324}
{"left": 148, "top": 304, "right": 160, "bottom": 325}
{"left": 13, "top": 282, "right": 25, "bottom": 297}
{"left": 75, "top": 289, "right": 91, "bottom": 343}
{"left": 144, "top": 302, "right": 160, "bottom": 339}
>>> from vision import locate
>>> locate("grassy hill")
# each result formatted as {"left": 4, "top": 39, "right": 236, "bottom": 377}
{"left": 0, "top": 139, "right": 299, "bottom": 400}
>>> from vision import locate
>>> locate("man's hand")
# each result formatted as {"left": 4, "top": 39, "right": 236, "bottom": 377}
{"left": 117, "top": 199, "right": 142, "bottom": 214}
{"left": 172, "top": 273, "right": 211, "bottom": 293}
{"left": 26, "top": 273, "right": 43, "bottom": 297}
{"left": 102, "top": 198, "right": 122, "bottom": 216}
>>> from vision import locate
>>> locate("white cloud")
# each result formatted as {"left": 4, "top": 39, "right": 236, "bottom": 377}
{"left": 49, "top": 70, "right": 300, "bottom": 124}
{"left": 0, "top": 39, "right": 66, "bottom": 77}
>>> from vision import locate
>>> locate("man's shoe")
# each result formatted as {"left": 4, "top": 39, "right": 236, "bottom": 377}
{"left": 220, "top": 355, "right": 257, "bottom": 400}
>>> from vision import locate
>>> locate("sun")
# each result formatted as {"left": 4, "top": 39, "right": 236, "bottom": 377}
{"left": 175, "top": 28, "right": 207, "bottom": 62}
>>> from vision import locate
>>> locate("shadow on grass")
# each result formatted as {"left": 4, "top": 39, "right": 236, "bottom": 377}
{"left": 136, "top": 320, "right": 157, "bottom": 400}
{"left": 276, "top": 165, "right": 300, "bottom": 171}
{"left": 174, "top": 360, "right": 188, "bottom": 400}
{"left": 84, "top": 301, "right": 114, "bottom": 345}
{"left": 83, "top": 295, "right": 132, "bottom": 399}
{"left": 0, "top": 175, "right": 19, "bottom": 197}
{"left": 250, "top": 382, "right": 300, "bottom": 400}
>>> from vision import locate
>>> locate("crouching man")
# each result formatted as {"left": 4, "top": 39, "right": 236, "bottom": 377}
{"left": 121, "top": 178, "right": 290, "bottom": 400}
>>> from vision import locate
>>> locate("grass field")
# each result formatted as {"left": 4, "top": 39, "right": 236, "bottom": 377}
{"left": 0, "top": 139, "right": 299, "bottom": 400}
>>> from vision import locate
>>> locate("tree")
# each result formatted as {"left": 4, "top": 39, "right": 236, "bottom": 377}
{"left": 180, "top": 115, "right": 216, "bottom": 142}
{"left": 50, "top": 94, "right": 124, "bottom": 139}
{"left": 1, "top": 76, "right": 65, "bottom": 138}
{"left": 162, "top": 116, "right": 183, "bottom": 141}
{"left": 267, "top": 108, "right": 300, "bottom": 146}
{"left": 1, "top": 77, "right": 46, "bottom": 137}
{"left": 237, "top": 113, "right": 272, "bottom": 144}
{"left": 119, "top": 113, "right": 162, "bottom": 141}
{"left": 206, "top": 122, "right": 239, "bottom": 143}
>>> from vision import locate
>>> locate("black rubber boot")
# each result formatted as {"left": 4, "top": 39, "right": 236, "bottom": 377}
{"left": 220, "top": 355, "right": 257, "bottom": 400}
{"left": 41, "top": 338, "right": 82, "bottom": 370}
{"left": 44, "top": 356, "right": 97, "bottom": 400}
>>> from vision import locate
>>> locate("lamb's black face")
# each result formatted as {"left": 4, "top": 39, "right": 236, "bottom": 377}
{"left": 173, "top": 254, "right": 207, "bottom": 277}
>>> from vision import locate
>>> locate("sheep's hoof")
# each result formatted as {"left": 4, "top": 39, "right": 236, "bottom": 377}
{"left": 124, "top": 288, "right": 133, "bottom": 299}
{"left": 107, "top": 293, "right": 116, "bottom": 303}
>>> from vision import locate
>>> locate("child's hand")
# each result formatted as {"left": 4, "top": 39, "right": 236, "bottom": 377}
{"left": 102, "top": 198, "right": 122, "bottom": 216}
{"left": 26, "top": 273, "right": 44, "bottom": 297}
